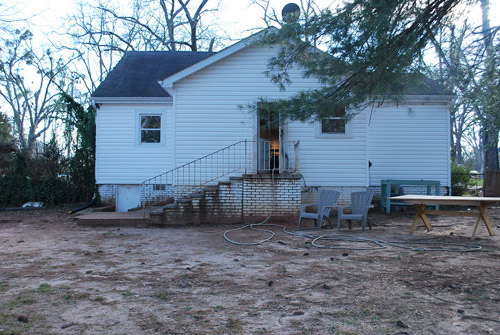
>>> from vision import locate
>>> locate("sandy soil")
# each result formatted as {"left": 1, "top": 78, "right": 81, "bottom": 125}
{"left": 0, "top": 207, "right": 499, "bottom": 335}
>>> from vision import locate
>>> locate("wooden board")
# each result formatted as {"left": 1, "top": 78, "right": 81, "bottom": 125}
{"left": 390, "top": 195, "right": 500, "bottom": 206}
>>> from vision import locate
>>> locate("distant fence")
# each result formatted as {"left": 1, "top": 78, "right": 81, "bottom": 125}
{"left": 484, "top": 170, "right": 500, "bottom": 197}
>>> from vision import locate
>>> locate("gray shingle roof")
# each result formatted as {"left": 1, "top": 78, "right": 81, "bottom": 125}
{"left": 92, "top": 51, "right": 215, "bottom": 98}
{"left": 390, "top": 74, "right": 452, "bottom": 96}
{"left": 92, "top": 50, "right": 450, "bottom": 99}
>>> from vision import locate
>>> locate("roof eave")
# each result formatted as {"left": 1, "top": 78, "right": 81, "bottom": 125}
{"left": 373, "top": 95, "right": 456, "bottom": 105}
{"left": 91, "top": 96, "right": 173, "bottom": 104}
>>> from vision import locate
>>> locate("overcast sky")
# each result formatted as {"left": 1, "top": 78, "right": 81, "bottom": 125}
{"left": 15, "top": 0, "right": 500, "bottom": 46}
{"left": 19, "top": 0, "right": 335, "bottom": 41}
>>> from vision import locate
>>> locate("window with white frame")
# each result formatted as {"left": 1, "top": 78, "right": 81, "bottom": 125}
{"left": 318, "top": 105, "right": 350, "bottom": 136}
{"left": 140, "top": 115, "right": 161, "bottom": 143}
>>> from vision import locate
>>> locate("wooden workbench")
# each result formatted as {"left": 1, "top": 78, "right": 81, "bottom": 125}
{"left": 390, "top": 195, "right": 500, "bottom": 238}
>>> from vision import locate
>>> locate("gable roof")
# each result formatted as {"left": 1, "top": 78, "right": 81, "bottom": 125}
{"left": 158, "top": 28, "right": 277, "bottom": 91}
{"left": 92, "top": 28, "right": 452, "bottom": 101}
{"left": 91, "top": 51, "right": 214, "bottom": 98}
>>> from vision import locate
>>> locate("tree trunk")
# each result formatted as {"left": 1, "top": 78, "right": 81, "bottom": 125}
{"left": 480, "top": 0, "right": 499, "bottom": 171}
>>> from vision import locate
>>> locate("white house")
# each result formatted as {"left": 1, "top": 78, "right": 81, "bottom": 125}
{"left": 91, "top": 30, "right": 452, "bottom": 218}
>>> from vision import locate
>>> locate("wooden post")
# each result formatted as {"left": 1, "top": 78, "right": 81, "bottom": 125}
{"left": 294, "top": 140, "right": 300, "bottom": 172}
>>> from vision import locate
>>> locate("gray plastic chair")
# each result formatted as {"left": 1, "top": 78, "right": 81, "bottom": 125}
{"left": 337, "top": 191, "right": 374, "bottom": 232}
{"left": 298, "top": 190, "right": 340, "bottom": 229}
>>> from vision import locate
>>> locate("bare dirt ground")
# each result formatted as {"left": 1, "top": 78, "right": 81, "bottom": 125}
{"left": 0, "top": 207, "right": 499, "bottom": 335}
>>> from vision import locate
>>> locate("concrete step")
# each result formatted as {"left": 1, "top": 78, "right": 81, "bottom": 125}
{"left": 76, "top": 211, "right": 150, "bottom": 227}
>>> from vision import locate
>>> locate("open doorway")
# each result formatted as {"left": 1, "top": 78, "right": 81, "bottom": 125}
{"left": 258, "top": 108, "right": 280, "bottom": 172}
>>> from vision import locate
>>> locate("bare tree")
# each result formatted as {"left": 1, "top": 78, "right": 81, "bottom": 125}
{"left": 60, "top": 2, "right": 127, "bottom": 97}
{"left": 0, "top": 30, "right": 73, "bottom": 154}
{"left": 61, "top": 0, "right": 221, "bottom": 100}
{"left": 478, "top": 0, "right": 499, "bottom": 171}
{"left": 0, "top": 2, "right": 29, "bottom": 30}
{"left": 463, "top": 123, "right": 483, "bottom": 171}
{"left": 430, "top": 22, "right": 480, "bottom": 164}
{"left": 428, "top": 0, "right": 500, "bottom": 172}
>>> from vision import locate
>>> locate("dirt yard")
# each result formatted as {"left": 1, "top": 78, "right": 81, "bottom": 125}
{"left": 0, "top": 207, "right": 499, "bottom": 335}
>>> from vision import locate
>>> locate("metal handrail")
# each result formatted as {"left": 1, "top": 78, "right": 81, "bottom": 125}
{"left": 141, "top": 139, "right": 299, "bottom": 217}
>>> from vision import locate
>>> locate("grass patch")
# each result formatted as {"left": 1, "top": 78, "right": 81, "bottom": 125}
{"left": 37, "top": 284, "right": 54, "bottom": 294}
{"left": 62, "top": 294, "right": 73, "bottom": 302}
{"left": 0, "top": 313, "right": 30, "bottom": 335}
{"left": 226, "top": 315, "right": 243, "bottom": 333}
{"left": 122, "top": 291, "right": 139, "bottom": 298}
{"left": 191, "top": 313, "right": 204, "bottom": 320}
{"left": 155, "top": 292, "right": 169, "bottom": 301}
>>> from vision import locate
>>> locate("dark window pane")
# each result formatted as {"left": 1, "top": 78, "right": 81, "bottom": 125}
{"left": 141, "top": 130, "right": 161, "bottom": 143}
{"left": 141, "top": 116, "right": 161, "bottom": 129}
{"left": 322, "top": 118, "right": 346, "bottom": 134}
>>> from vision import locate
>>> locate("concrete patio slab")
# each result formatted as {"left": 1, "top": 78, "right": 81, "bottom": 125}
{"left": 76, "top": 211, "right": 150, "bottom": 227}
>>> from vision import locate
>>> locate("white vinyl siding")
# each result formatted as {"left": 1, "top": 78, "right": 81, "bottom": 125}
{"left": 173, "top": 46, "right": 369, "bottom": 187}
{"left": 95, "top": 45, "right": 450, "bottom": 190}
{"left": 173, "top": 46, "right": 320, "bottom": 167}
{"left": 95, "top": 103, "right": 173, "bottom": 184}
{"left": 287, "top": 112, "right": 367, "bottom": 186}
{"left": 367, "top": 104, "right": 450, "bottom": 187}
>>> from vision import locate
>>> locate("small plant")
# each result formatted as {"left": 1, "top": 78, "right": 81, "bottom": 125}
{"left": 226, "top": 315, "right": 243, "bottom": 332}
{"left": 122, "top": 291, "right": 139, "bottom": 297}
{"left": 451, "top": 162, "right": 473, "bottom": 196}
{"left": 191, "top": 313, "right": 204, "bottom": 320}
{"left": 155, "top": 292, "right": 169, "bottom": 301}
{"left": 94, "top": 296, "right": 105, "bottom": 302}
{"left": 38, "top": 283, "right": 52, "bottom": 294}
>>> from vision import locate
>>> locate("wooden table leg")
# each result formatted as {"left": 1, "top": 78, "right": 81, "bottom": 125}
{"left": 472, "top": 217, "right": 482, "bottom": 239}
{"left": 410, "top": 209, "right": 421, "bottom": 234}
{"left": 410, "top": 204, "right": 433, "bottom": 234}
{"left": 478, "top": 205, "right": 495, "bottom": 236}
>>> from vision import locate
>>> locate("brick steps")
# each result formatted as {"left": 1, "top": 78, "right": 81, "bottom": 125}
{"left": 150, "top": 174, "right": 302, "bottom": 226}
